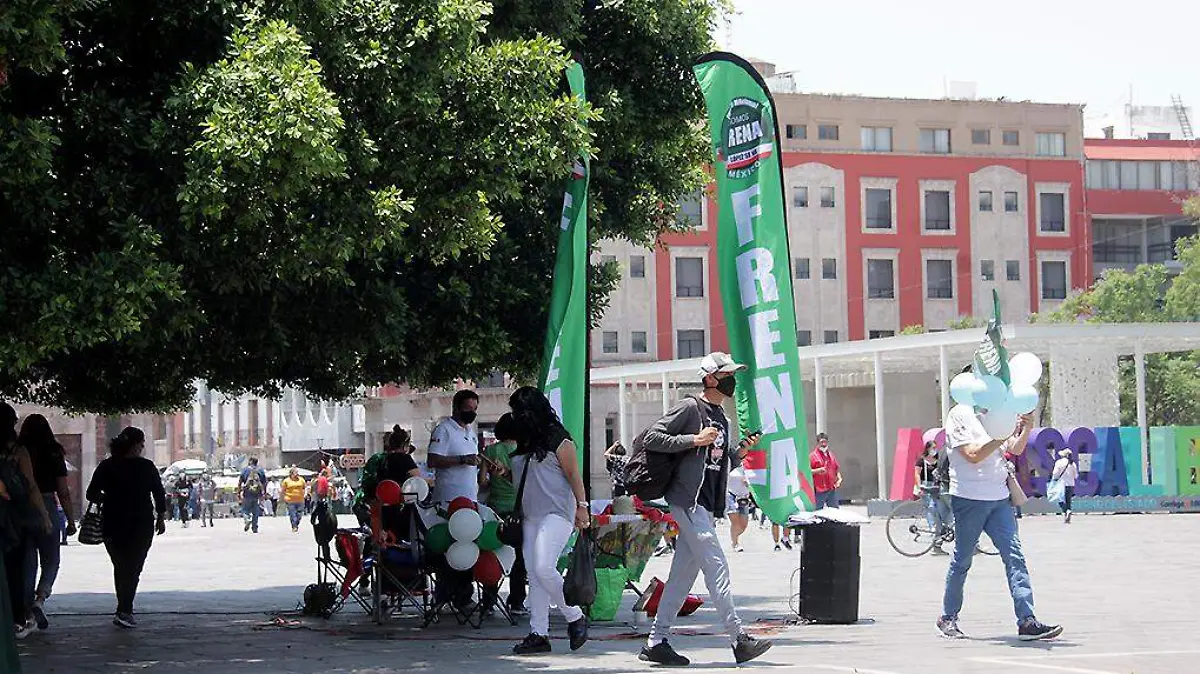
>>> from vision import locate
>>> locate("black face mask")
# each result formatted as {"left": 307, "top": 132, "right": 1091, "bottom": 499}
{"left": 457, "top": 410, "right": 477, "bottom": 425}
{"left": 715, "top": 376, "right": 737, "bottom": 397}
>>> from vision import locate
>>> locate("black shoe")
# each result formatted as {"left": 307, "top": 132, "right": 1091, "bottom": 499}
{"left": 639, "top": 640, "right": 690, "bottom": 667}
{"left": 506, "top": 603, "right": 529, "bottom": 617}
{"left": 30, "top": 602, "right": 48, "bottom": 630}
{"left": 113, "top": 612, "right": 136, "bottom": 629}
{"left": 732, "top": 633, "right": 772, "bottom": 664}
{"left": 781, "top": 539, "right": 793, "bottom": 551}
{"left": 568, "top": 616, "right": 589, "bottom": 651}
{"left": 1018, "top": 617, "right": 1063, "bottom": 641}
{"left": 513, "top": 633, "right": 551, "bottom": 655}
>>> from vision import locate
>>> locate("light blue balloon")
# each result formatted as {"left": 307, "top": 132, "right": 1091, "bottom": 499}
{"left": 948, "top": 372, "right": 983, "bottom": 406}
{"left": 973, "top": 375, "right": 1008, "bottom": 411}
{"left": 1008, "top": 383, "right": 1040, "bottom": 414}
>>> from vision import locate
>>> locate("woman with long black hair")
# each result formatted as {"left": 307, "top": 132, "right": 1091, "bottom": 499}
{"left": 17, "top": 413, "right": 76, "bottom": 631}
{"left": 0, "top": 403, "right": 52, "bottom": 641}
{"left": 85, "top": 427, "right": 166, "bottom": 628}
{"left": 506, "top": 387, "right": 590, "bottom": 656}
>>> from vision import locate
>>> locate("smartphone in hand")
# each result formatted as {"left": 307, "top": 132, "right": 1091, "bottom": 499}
{"left": 738, "top": 429, "right": 763, "bottom": 449}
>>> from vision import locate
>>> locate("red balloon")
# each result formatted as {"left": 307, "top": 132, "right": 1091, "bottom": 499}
{"left": 473, "top": 550, "right": 503, "bottom": 587}
{"left": 447, "top": 496, "right": 478, "bottom": 515}
{"left": 376, "top": 480, "right": 402, "bottom": 506}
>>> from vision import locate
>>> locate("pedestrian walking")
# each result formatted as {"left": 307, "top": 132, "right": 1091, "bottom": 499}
{"left": 281, "top": 468, "right": 309, "bottom": 533}
{"left": 267, "top": 479, "right": 282, "bottom": 517}
{"left": 17, "top": 414, "right": 77, "bottom": 631}
{"left": 506, "top": 388, "right": 590, "bottom": 656}
{"left": 478, "top": 415, "right": 527, "bottom": 617}
{"left": 809, "top": 433, "right": 842, "bottom": 509}
{"left": 173, "top": 474, "right": 191, "bottom": 528}
{"left": 238, "top": 458, "right": 267, "bottom": 533}
{"left": 637, "top": 352, "right": 771, "bottom": 667}
{"left": 726, "top": 466, "right": 751, "bottom": 553}
{"left": 604, "top": 443, "right": 628, "bottom": 498}
{"left": 1051, "top": 449, "right": 1077, "bottom": 524}
{"left": 1, "top": 404, "right": 53, "bottom": 640}
{"left": 937, "top": 398, "right": 1061, "bottom": 641}
{"left": 84, "top": 427, "right": 167, "bottom": 628}
{"left": 198, "top": 474, "right": 217, "bottom": 527}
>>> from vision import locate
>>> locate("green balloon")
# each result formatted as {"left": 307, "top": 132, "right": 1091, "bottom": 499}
{"left": 477, "top": 521, "right": 502, "bottom": 552}
{"left": 426, "top": 523, "right": 452, "bottom": 555}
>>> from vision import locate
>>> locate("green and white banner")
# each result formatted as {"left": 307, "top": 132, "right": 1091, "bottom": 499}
{"left": 539, "top": 62, "right": 588, "bottom": 464}
{"left": 693, "top": 53, "right": 814, "bottom": 522}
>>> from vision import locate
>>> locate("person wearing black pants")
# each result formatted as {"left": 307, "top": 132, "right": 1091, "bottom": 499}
{"left": 86, "top": 427, "right": 166, "bottom": 628}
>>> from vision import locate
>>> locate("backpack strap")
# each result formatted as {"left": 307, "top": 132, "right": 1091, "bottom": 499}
{"left": 511, "top": 455, "right": 532, "bottom": 519}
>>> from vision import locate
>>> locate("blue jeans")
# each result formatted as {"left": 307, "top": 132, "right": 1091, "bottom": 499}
{"left": 286, "top": 502, "right": 304, "bottom": 529}
{"left": 815, "top": 489, "right": 839, "bottom": 509}
{"left": 26, "top": 494, "right": 63, "bottom": 601}
{"left": 942, "top": 496, "right": 1035, "bottom": 624}
{"left": 242, "top": 497, "right": 261, "bottom": 532}
{"left": 923, "top": 492, "right": 953, "bottom": 533}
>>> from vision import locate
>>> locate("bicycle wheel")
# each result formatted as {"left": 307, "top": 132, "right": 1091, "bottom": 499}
{"left": 886, "top": 500, "right": 937, "bottom": 557}
{"left": 975, "top": 535, "right": 1000, "bottom": 556}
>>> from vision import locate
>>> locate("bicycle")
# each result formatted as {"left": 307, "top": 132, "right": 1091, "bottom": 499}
{"left": 886, "top": 487, "right": 999, "bottom": 558}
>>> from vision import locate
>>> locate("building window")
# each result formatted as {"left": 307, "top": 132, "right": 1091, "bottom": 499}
{"left": 1040, "top": 193, "right": 1065, "bottom": 232}
{"left": 677, "top": 330, "right": 705, "bottom": 359}
{"left": 797, "top": 330, "right": 812, "bottom": 347}
{"left": 868, "top": 330, "right": 895, "bottom": 339}
{"left": 1006, "top": 260, "right": 1021, "bottom": 281}
{"left": 861, "top": 126, "right": 893, "bottom": 152}
{"left": 786, "top": 124, "right": 807, "bottom": 140}
{"left": 601, "top": 254, "right": 616, "bottom": 264}
{"left": 605, "top": 416, "right": 616, "bottom": 448}
{"left": 793, "top": 186, "right": 808, "bottom": 208}
{"left": 1002, "top": 130, "right": 1020, "bottom": 146}
{"left": 867, "top": 259, "right": 895, "bottom": 299}
{"left": 675, "top": 257, "right": 704, "bottom": 297}
{"left": 820, "top": 186, "right": 836, "bottom": 208}
{"left": 924, "top": 190, "right": 951, "bottom": 230}
{"left": 864, "top": 188, "right": 892, "bottom": 228}
{"left": 602, "top": 331, "right": 619, "bottom": 354}
{"left": 1147, "top": 132, "right": 1171, "bottom": 140}
{"left": 821, "top": 258, "right": 837, "bottom": 280}
{"left": 818, "top": 124, "right": 839, "bottom": 141}
{"left": 1004, "top": 191, "right": 1019, "bottom": 212}
{"left": 979, "top": 190, "right": 993, "bottom": 212}
{"left": 630, "top": 255, "right": 645, "bottom": 278}
{"left": 971, "top": 129, "right": 991, "bottom": 145}
{"left": 823, "top": 330, "right": 839, "bottom": 344}
{"left": 631, "top": 331, "right": 647, "bottom": 354}
{"left": 926, "top": 259, "right": 954, "bottom": 299}
{"left": 980, "top": 259, "right": 995, "bottom": 281}
{"left": 1041, "top": 261, "right": 1067, "bottom": 300}
{"left": 1036, "top": 132, "right": 1066, "bottom": 157}
{"left": 794, "top": 257, "right": 811, "bottom": 280}
{"left": 920, "top": 128, "right": 951, "bottom": 154}
{"left": 676, "top": 190, "right": 703, "bottom": 229}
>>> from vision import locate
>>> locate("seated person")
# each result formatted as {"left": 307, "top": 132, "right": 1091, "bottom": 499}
{"left": 355, "top": 425, "right": 422, "bottom": 529}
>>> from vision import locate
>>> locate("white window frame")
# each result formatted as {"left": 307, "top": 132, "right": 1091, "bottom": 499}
{"left": 1035, "top": 132, "right": 1067, "bottom": 157}
{"left": 1035, "top": 183, "right": 1070, "bottom": 237}
{"left": 860, "top": 177, "right": 898, "bottom": 233}
{"left": 923, "top": 255, "right": 955, "bottom": 300}
{"left": 920, "top": 128, "right": 951, "bottom": 154}
{"left": 920, "top": 179, "right": 956, "bottom": 235}
{"left": 1038, "top": 255, "right": 1071, "bottom": 302}
{"left": 860, "top": 126, "right": 893, "bottom": 152}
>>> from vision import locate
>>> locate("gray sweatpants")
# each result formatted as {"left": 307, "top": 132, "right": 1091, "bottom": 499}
{"left": 649, "top": 504, "right": 743, "bottom": 645}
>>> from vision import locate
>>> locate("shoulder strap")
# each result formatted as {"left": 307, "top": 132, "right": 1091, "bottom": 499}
{"left": 512, "top": 455, "right": 532, "bottom": 518}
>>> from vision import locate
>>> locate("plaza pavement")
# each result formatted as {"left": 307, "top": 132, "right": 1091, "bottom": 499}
{"left": 17, "top": 507, "right": 1199, "bottom": 674}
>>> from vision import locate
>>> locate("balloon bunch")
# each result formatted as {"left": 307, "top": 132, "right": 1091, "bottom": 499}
{"left": 948, "top": 352, "right": 1045, "bottom": 440}
{"left": 425, "top": 497, "right": 515, "bottom": 587}
{"left": 376, "top": 477, "right": 430, "bottom": 506}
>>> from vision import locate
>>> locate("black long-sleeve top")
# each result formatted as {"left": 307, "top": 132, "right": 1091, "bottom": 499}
{"left": 86, "top": 456, "right": 166, "bottom": 542}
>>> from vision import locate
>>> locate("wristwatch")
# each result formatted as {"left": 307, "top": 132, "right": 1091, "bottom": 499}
{"left": 577, "top": 501, "right": 590, "bottom": 509}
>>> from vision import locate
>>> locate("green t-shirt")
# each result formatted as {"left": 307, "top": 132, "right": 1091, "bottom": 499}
{"left": 484, "top": 441, "right": 518, "bottom": 514}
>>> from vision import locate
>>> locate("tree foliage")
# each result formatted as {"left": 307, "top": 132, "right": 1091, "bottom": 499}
{"left": 0, "top": 0, "right": 721, "bottom": 413}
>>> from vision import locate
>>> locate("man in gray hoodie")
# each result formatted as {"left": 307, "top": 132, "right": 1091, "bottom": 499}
{"left": 638, "top": 352, "right": 771, "bottom": 667}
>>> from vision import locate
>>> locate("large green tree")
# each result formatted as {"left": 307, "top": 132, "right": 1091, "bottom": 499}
{"left": 0, "top": 0, "right": 720, "bottom": 413}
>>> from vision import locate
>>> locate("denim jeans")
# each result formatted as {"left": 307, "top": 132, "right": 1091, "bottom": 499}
{"left": 922, "top": 492, "right": 953, "bottom": 534}
{"left": 26, "top": 494, "right": 63, "bottom": 602}
{"left": 242, "top": 497, "right": 261, "bottom": 532}
{"left": 942, "top": 496, "right": 1035, "bottom": 624}
{"left": 287, "top": 502, "right": 304, "bottom": 529}
{"left": 815, "top": 489, "right": 839, "bottom": 509}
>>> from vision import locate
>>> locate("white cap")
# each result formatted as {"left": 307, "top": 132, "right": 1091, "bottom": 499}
{"left": 698, "top": 352, "right": 747, "bottom": 378}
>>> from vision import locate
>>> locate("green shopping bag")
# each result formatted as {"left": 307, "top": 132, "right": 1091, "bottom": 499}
{"left": 587, "top": 566, "right": 627, "bottom": 622}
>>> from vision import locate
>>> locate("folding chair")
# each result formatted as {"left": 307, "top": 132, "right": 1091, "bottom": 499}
{"left": 310, "top": 528, "right": 373, "bottom": 618}
{"left": 367, "top": 502, "right": 437, "bottom": 624}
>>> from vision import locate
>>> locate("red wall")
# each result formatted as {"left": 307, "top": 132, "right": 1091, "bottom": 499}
{"left": 1087, "top": 189, "right": 1192, "bottom": 218}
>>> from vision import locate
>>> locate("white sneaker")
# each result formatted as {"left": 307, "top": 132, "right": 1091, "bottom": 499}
{"left": 15, "top": 622, "right": 34, "bottom": 640}
{"left": 734, "top": 545, "right": 744, "bottom": 553}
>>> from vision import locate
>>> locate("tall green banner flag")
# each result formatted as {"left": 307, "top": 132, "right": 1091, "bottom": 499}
{"left": 539, "top": 62, "right": 588, "bottom": 464}
{"left": 693, "top": 53, "right": 814, "bottom": 522}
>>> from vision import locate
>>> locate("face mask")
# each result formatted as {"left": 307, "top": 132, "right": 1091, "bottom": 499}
{"left": 458, "top": 410, "right": 477, "bottom": 425}
{"left": 715, "top": 377, "right": 737, "bottom": 397}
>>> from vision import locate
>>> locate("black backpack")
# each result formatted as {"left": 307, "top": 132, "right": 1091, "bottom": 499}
{"left": 622, "top": 396, "right": 703, "bottom": 501}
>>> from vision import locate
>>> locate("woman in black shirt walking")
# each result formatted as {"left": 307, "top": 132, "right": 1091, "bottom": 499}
{"left": 85, "top": 427, "right": 166, "bottom": 628}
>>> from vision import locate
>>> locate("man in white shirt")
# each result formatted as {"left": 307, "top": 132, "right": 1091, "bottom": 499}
{"left": 938, "top": 375, "right": 1062, "bottom": 642}
{"left": 428, "top": 390, "right": 481, "bottom": 504}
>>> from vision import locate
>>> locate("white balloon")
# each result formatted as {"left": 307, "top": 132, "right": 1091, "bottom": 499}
{"left": 494, "top": 545, "right": 516, "bottom": 574}
{"left": 979, "top": 406, "right": 1019, "bottom": 441}
{"left": 477, "top": 504, "right": 498, "bottom": 523}
{"left": 1008, "top": 352, "right": 1044, "bottom": 387}
{"left": 1008, "top": 383, "right": 1040, "bottom": 414}
{"left": 446, "top": 541, "right": 480, "bottom": 571}
{"left": 402, "top": 477, "right": 429, "bottom": 503}
{"left": 448, "top": 508, "right": 484, "bottom": 542}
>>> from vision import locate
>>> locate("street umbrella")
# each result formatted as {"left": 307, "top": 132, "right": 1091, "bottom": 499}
{"left": 166, "top": 459, "right": 209, "bottom": 475}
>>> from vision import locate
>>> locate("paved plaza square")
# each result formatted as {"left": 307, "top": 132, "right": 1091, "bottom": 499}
{"left": 18, "top": 509, "right": 1199, "bottom": 674}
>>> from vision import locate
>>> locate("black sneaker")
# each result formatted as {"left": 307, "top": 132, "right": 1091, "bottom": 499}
{"left": 732, "top": 633, "right": 772, "bottom": 664}
{"left": 568, "top": 616, "right": 589, "bottom": 651}
{"left": 512, "top": 633, "right": 551, "bottom": 655}
{"left": 639, "top": 640, "right": 690, "bottom": 667}
{"left": 30, "top": 601, "right": 49, "bottom": 630}
{"left": 781, "top": 539, "right": 793, "bottom": 551}
{"left": 1018, "top": 617, "right": 1063, "bottom": 641}
{"left": 114, "top": 612, "right": 137, "bottom": 629}
{"left": 936, "top": 616, "right": 967, "bottom": 639}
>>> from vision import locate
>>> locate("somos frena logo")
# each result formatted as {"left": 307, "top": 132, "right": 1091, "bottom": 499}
{"left": 718, "top": 97, "right": 775, "bottom": 179}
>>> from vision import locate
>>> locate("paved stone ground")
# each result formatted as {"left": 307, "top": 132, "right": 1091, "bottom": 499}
{"left": 17, "top": 508, "right": 1200, "bottom": 674}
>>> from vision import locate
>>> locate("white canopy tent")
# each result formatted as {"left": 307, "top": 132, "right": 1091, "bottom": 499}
{"left": 591, "top": 322, "right": 1200, "bottom": 498}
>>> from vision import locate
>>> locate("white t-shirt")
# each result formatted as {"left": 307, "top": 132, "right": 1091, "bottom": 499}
{"left": 1052, "top": 458, "right": 1078, "bottom": 487}
{"left": 945, "top": 404, "right": 1009, "bottom": 501}
{"left": 727, "top": 466, "right": 751, "bottom": 498}
{"left": 428, "top": 417, "right": 479, "bottom": 503}
{"left": 267, "top": 481, "right": 282, "bottom": 499}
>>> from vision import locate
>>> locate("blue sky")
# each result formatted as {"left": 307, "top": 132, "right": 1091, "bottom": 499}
{"left": 724, "top": 0, "right": 1198, "bottom": 136}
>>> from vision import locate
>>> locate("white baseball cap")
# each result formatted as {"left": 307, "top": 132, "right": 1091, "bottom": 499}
{"left": 698, "top": 352, "right": 747, "bottom": 378}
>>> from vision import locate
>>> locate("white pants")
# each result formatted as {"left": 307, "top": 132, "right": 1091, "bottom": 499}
{"left": 649, "top": 505, "right": 743, "bottom": 645}
{"left": 523, "top": 514, "right": 584, "bottom": 636}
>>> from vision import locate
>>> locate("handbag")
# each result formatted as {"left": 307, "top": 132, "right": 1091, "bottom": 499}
{"left": 1046, "top": 478, "right": 1065, "bottom": 504}
{"left": 1006, "top": 474, "right": 1029, "bottom": 508}
{"left": 497, "top": 457, "right": 531, "bottom": 548}
{"left": 563, "top": 528, "right": 597, "bottom": 607}
{"left": 79, "top": 502, "right": 105, "bottom": 545}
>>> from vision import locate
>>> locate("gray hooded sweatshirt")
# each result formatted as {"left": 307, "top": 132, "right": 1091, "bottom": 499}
{"left": 642, "top": 395, "right": 732, "bottom": 515}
